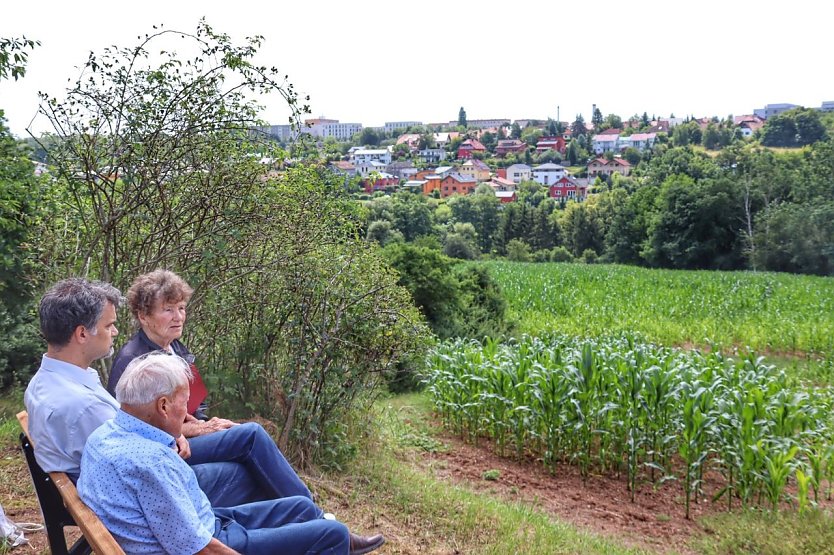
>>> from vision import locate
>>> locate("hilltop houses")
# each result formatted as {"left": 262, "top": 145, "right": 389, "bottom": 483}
{"left": 587, "top": 157, "right": 632, "bottom": 178}
{"left": 457, "top": 139, "right": 486, "bottom": 159}
{"left": 549, "top": 175, "right": 588, "bottom": 201}
{"left": 592, "top": 131, "right": 656, "bottom": 154}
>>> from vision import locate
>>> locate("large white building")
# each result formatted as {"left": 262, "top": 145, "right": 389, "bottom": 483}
{"left": 384, "top": 121, "right": 423, "bottom": 133}
{"left": 753, "top": 103, "right": 798, "bottom": 119}
{"left": 300, "top": 118, "right": 363, "bottom": 140}
{"left": 257, "top": 124, "right": 295, "bottom": 141}
{"left": 352, "top": 148, "right": 392, "bottom": 166}
{"left": 448, "top": 118, "right": 511, "bottom": 129}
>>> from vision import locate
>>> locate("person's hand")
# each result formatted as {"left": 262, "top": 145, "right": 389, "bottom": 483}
{"left": 202, "top": 417, "right": 237, "bottom": 433}
{"left": 175, "top": 434, "right": 191, "bottom": 460}
{"left": 181, "top": 415, "right": 238, "bottom": 437}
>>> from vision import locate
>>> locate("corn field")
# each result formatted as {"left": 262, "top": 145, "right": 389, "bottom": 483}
{"left": 425, "top": 335, "right": 834, "bottom": 518}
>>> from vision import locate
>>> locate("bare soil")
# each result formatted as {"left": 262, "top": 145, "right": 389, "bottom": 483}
{"left": 417, "top": 430, "right": 721, "bottom": 554}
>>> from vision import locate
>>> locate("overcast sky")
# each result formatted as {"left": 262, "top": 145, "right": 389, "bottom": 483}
{"left": 1, "top": 0, "right": 831, "bottom": 137}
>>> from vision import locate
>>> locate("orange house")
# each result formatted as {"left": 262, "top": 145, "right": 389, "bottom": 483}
{"left": 423, "top": 175, "right": 442, "bottom": 195}
{"left": 440, "top": 173, "right": 478, "bottom": 198}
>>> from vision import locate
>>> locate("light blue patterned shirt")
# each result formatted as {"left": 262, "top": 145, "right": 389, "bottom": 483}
{"left": 24, "top": 355, "right": 120, "bottom": 478}
{"left": 78, "top": 410, "right": 215, "bottom": 555}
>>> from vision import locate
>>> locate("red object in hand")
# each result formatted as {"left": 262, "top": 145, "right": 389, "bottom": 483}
{"left": 187, "top": 363, "right": 209, "bottom": 414}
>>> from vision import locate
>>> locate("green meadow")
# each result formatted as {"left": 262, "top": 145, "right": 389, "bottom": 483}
{"left": 484, "top": 261, "right": 834, "bottom": 359}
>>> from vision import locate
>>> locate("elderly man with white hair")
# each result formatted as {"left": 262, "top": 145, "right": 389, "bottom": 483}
{"left": 78, "top": 351, "right": 349, "bottom": 555}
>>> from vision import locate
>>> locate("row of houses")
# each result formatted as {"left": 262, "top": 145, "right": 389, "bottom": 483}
{"left": 331, "top": 154, "right": 617, "bottom": 202}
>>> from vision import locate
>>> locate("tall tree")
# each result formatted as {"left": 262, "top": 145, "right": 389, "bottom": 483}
{"left": 604, "top": 113, "right": 623, "bottom": 130}
{"left": 571, "top": 114, "right": 587, "bottom": 138}
{"left": 794, "top": 108, "right": 827, "bottom": 145}
{"left": 458, "top": 106, "right": 467, "bottom": 128}
{"left": 592, "top": 107, "right": 604, "bottom": 129}
{"left": 511, "top": 121, "right": 522, "bottom": 139}
{"left": 761, "top": 113, "right": 799, "bottom": 147}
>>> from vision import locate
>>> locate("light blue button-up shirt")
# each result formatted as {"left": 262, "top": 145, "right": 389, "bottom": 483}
{"left": 24, "top": 355, "right": 120, "bottom": 478}
{"left": 78, "top": 410, "right": 215, "bottom": 555}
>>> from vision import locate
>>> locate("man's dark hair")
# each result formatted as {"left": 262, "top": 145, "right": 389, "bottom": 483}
{"left": 39, "top": 278, "right": 123, "bottom": 346}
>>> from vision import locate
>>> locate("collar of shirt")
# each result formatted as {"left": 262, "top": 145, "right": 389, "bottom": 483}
{"left": 137, "top": 329, "right": 190, "bottom": 359}
{"left": 40, "top": 354, "right": 105, "bottom": 391}
{"left": 113, "top": 410, "right": 176, "bottom": 449}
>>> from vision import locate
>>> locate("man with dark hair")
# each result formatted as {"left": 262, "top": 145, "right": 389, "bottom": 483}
{"left": 25, "top": 278, "right": 385, "bottom": 555}
{"left": 25, "top": 278, "right": 123, "bottom": 478}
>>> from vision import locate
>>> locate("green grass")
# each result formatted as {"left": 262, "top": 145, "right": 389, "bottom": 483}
{"left": 485, "top": 261, "right": 834, "bottom": 359}
{"left": 695, "top": 509, "right": 834, "bottom": 555}
{"left": 339, "top": 393, "right": 651, "bottom": 554}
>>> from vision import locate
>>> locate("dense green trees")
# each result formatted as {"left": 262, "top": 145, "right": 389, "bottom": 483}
{"left": 359, "top": 141, "right": 834, "bottom": 276}
{"left": 0, "top": 37, "right": 43, "bottom": 387}
{"left": 382, "top": 242, "right": 511, "bottom": 340}
{"left": 761, "top": 107, "right": 828, "bottom": 147}
{"left": 0, "top": 112, "right": 42, "bottom": 387}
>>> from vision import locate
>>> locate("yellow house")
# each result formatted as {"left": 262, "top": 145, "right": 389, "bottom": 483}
{"left": 458, "top": 159, "right": 491, "bottom": 182}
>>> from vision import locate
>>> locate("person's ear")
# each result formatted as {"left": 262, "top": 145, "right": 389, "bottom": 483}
{"left": 73, "top": 324, "right": 88, "bottom": 344}
{"left": 156, "top": 395, "right": 169, "bottom": 417}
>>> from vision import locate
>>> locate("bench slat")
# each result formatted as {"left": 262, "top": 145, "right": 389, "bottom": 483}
{"left": 17, "top": 411, "right": 125, "bottom": 555}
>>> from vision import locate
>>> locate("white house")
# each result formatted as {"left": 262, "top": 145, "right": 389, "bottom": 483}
{"left": 531, "top": 163, "right": 567, "bottom": 185}
{"left": 506, "top": 164, "right": 532, "bottom": 183}
{"left": 352, "top": 148, "right": 392, "bottom": 166}
{"left": 620, "top": 133, "right": 657, "bottom": 152}
{"left": 418, "top": 148, "right": 447, "bottom": 163}
{"left": 355, "top": 160, "right": 389, "bottom": 177}
{"left": 592, "top": 134, "right": 619, "bottom": 154}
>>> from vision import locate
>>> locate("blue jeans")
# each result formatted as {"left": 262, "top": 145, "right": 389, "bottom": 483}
{"left": 214, "top": 497, "right": 349, "bottom": 555}
{"left": 186, "top": 423, "right": 316, "bottom": 509}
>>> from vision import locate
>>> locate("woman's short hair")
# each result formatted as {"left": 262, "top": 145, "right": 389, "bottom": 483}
{"left": 127, "top": 269, "right": 194, "bottom": 319}
{"left": 115, "top": 351, "right": 193, "bottom": 405}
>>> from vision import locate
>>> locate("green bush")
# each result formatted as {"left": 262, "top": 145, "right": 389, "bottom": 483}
{"left": 550, "top": 246, "right": 574, "bottom": 263}
{"left": 581, "top": 249, "right": 599, "bottom": 264}
{"left": 505, "top": 239, "right": 532, "bottom": 262}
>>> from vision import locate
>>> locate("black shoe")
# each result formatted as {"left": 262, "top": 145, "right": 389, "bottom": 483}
{"left": 349, "top": 532, "right": 385, "bottom": 555}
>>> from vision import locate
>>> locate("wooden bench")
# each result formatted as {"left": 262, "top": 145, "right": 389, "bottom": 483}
{"left": 17, "top": 411, "right": 124, "bottom": 555}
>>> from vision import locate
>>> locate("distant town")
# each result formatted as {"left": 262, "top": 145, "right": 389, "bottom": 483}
{"left": 256, "top": 101, "right": 834, "bottom": 202}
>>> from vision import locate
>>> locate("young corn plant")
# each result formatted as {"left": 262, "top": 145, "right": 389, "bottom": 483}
{"left": 795, "top": 467, "right": 812, "bottom": 514}
{"left": 763, "top": 444, "right": 799, "bottom": 511}
{"left": 678, "top": 386, "right": 714, "bottom": 519}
